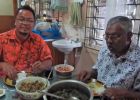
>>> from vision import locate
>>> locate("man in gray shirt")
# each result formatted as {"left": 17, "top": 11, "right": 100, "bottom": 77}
{"left": 76, "top": 16, "right": 140, "bottom": 99}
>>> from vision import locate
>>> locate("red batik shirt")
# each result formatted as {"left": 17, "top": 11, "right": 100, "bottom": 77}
{"left": 0, "top": 29, "right": 52, "bottom": 72}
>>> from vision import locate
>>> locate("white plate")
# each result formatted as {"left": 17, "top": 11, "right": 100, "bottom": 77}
{"left": 0, "top": 88, "right": 5, "bottom": 97}
{"left": 87, "top": 79, "right": 105, "bottom": 96}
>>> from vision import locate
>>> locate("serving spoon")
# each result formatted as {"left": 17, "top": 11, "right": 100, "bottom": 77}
{"left": 68, "top": 96, "right": 80, "bottom": 100}
{"left": 39, "top": 91, "right": 65, "bottom": 99}
{"left": 39, "top": 91, "right": 80, "bottom": 100}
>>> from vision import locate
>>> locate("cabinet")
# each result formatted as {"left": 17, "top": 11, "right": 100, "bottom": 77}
{"left": 47, "top": 41, "right": 64, "bottom": 65}
{"left": 0, "top": 0, "right": 17, "bottom": 33}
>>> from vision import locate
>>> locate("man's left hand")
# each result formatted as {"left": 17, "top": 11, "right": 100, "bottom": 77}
{"left": 32, "top": 61, "right": 43, "bottom": 74}
{"left": 103, "top": 88, "right": 129, "bottom": 100}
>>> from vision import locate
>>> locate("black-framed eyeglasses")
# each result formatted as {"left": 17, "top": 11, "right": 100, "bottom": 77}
{"left": 16, "top": 18, "right": 34, "bottom": 25}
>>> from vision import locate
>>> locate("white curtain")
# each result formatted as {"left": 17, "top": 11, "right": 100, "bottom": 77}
{"left": 50, "top": 0, "right": 68, "bottom": 12}
{"left": 105, "top": 0, "right": 127, "bottom": 27}
{"left": 105, "top": 0, "right": 140, "bottom": 45}
{"left": 96, "top": 0, "right": 127, "bottom": 45}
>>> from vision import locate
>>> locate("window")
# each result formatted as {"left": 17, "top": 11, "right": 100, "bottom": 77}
{"left": 84, "top": 0, "right": 140, "bottom": 50}
{"left": 18, "top": 0, "right": 51, "bottom": 19}
{"left": 84, "top": 0, "right": 106, "bottom": 49}
{"left": 126, "top": 0, "right": 140, "bottom": 45}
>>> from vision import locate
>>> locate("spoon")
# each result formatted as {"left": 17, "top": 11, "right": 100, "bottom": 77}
{"left": 39, "top": 91, "right": 80, "bottom": 100}
{"left": 68, "top": 96, "right": 80, "bottom": 100}
{"left": 39, "top": 91, "right": 65, "bottom": 100}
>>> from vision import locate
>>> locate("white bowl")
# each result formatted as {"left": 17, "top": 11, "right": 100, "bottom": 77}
{"left": 54, "top": 64, "right": 74, "bottom": 79}
{"left": 15, "top": 76, "right": 49, "bottom": 100}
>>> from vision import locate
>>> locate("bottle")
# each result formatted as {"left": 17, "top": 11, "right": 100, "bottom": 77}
{"left": 16, "top": 71, "right": 27, "bottom": 83}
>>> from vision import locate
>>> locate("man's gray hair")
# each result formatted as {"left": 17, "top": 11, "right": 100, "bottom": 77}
{"left": 106, "top": 16, "right": 132, "bottom": 33}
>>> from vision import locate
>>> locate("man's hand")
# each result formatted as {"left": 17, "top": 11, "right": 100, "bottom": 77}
{"left": 75, "top": 66, "right": 92, "bottom": 82}
{"left": 103, "top": 88, "right": 129, "bottom": 100}
{"left": 0, "top": 62, "right": 17, "bottom": 80}
{"left": 32, "top": 60, "right": 52, "bottom": 74}
{"left": 32, "top": 61, "right": 42, "bottom": 74}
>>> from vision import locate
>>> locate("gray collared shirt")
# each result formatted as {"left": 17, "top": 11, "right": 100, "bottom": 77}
{"left": 96, "top": 43, "right": 140, "bottom": 91}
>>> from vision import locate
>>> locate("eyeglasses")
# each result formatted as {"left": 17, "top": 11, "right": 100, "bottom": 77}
{"left": 103, "top": 34, "right": 122, "bottom": 40}
{"left": 16, "top": 18, "right": 34, "bottom": 25}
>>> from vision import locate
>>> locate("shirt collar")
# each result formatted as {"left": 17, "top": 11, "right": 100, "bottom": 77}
{"left": 107, "top": 42, "right": 136, "bottom": 61}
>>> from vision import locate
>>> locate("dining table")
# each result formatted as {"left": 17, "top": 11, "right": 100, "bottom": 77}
{"left": 0, "top": 69, "right": 102, "bottom": 100}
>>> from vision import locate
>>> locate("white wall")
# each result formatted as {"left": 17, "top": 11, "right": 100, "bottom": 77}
{"left": 0, "top": 0, "right": 14, "bottom": 16}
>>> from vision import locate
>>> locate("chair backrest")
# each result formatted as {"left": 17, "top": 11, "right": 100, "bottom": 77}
{"left": 75, "top": 47, "right": 99, "bottom": 68}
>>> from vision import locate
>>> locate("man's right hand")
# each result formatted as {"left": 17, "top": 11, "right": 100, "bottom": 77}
{"left": 0, "top": 62, "right": 17, "bottom": 80}
{"left": 75, "top": 66, "right": 93, "bottom": 82}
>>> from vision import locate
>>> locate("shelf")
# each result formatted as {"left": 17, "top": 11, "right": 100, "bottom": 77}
{"left": 88, "top": 5, "right": 105, "bottom": 8}
{"left": 84, "top": 37, "right": 103, "bottom": 41}
{"left": 131, "top": 18, "right": 140, "bottom": 20}
{"left": 85, "top": 27, "right": 104, "bottom": 30}
{"left": 86, "top": 16, "right": 105, "bottom": 19}
{"left": 126, "top": 3, "right": 140, "bottom": 5}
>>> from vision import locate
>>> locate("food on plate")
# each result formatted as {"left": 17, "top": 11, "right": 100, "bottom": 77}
{"left": 54, "top": 64, "right": 74, "bottom": 79}
{"left": 54, "top": 64, "right": 74, "bottom": 74}
{"left": 19, "top": 80, "right": 46, "bottom": 92}
{"left": 0, "top": 89, "right": 3, "bottom": 94}
{"left": 4, "top": 77, "right": 15, "bottom": 87}
{"left": 87, "top": 79, "right": 105, "bottom": 96}
{"left": 56, "top": 66, "right": 73, "bottom": 72}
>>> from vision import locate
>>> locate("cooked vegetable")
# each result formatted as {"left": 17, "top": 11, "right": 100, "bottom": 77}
{"left": 19, "top": 80, "right": 45, "bottom": 92}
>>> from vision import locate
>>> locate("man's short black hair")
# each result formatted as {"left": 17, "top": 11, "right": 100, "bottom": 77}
{"left": 16, "top": 5, "right": 35, "bottom": 20}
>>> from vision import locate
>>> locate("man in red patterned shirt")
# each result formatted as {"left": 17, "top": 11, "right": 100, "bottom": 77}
{"left": 0, "top": 5, "right": 52, "bottom": 80}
